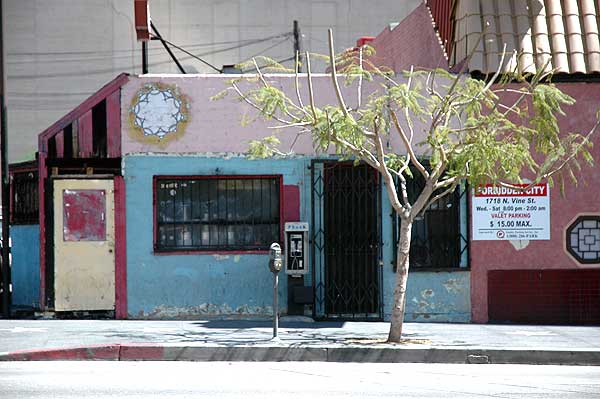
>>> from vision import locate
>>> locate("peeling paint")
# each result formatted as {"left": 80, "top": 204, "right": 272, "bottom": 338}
{"left": 233, "top": 255, "right": 241, "bottom": 263}
{"left": 509, "top": 240, "right": 530, "bottom": 250}
{"left": 442, "top": 279, "right": 462, "bottom": 294}
{"left": 135, "top": 303, "right": 275, "bottom": 319}
{"left": 212, "top": 254, "right": 230, "bottom": 261}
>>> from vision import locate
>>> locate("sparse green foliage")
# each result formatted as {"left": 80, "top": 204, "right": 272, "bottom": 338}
{"left": 248, "top": 135, "right": 282, "bottom": 159}
{"left": 215, "top": 30, "right": 599, "bottom": 342}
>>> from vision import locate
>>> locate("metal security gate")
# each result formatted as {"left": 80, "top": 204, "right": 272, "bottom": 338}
{"left": 311, "top": 161, "right": 383, "bottom": 320}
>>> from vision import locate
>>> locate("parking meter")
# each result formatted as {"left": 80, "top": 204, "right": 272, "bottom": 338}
{"left": 268, "top": 243, "right": 282, "bottom": 340}
{"left": 269, "top": 243, "right": 282, "bottom": 273}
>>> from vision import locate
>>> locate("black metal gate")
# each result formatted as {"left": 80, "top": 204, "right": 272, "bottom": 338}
{"left": 311, "top": 161, "right": 383, "bottom": 320}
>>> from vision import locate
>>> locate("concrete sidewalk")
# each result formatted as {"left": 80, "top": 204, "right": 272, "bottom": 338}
{"left": 0, "top": 319, "right": 599, "bottom": 364}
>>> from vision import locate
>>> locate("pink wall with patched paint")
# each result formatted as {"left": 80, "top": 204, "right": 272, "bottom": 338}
{"left": 470, "top": 82, "right": 600, "bottom": 323}
{"left": 120, "top": 74, "right": 441, "bottom": 157}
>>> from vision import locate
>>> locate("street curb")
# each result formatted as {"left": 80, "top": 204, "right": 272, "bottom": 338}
{"left": 1, "top": 344, "right": 600, "bottom": 365}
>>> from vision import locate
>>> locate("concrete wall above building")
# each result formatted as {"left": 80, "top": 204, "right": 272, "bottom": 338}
{"left": 5, "top": 0, "right": 421, "bottom": 163}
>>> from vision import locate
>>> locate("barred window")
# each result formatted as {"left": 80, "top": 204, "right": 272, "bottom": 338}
{"left": 155, "top": 176, "right": 280, "bottom": 252}
{"left": 11, "top": 171, "right": 39, "bottom": 225}
{"left": 394, "top": 166, "right": 468, "bottom": 269}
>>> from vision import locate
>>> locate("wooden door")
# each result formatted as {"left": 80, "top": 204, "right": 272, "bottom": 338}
{"left": 53, "top": 179, "right": 115, "bottom": 311}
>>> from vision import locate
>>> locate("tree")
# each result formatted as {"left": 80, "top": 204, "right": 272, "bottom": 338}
{"left": 215, "top": 30, "right": 599, "bottom": 343}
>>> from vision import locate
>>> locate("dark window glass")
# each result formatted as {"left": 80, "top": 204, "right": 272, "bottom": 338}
{"left": 395, "top": 167, "right": 462, "bottom": 269}
{"left": 155, "top": 177, "right": 280, "bottom": 251}
{"left": 11, "top": 171, "right": 39, "bottom": 225}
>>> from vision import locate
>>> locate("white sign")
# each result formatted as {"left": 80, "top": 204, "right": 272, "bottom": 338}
{"left": 472, "top": 184, "right": 550, "bottom": 240}
{"left": 284, "top": 222, "right": 309, "bottom": 232}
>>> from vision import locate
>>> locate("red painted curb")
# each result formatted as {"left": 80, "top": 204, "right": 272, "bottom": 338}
{"left": 0, "top": 344, "right": 167, "bottom": 361}
{"left": 119, "top": 344, "right": 165, "bottom": 360}
{"left": 4, "top": 344, "right": 121, "bottom": 361}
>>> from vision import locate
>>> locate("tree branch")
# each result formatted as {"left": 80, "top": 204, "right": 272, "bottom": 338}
{"left": 294, "top": 50, "right": 306, "bottom": 112}
{"left": 231, "top": 82, "right": 292, "bottom": 125}
{"left": 422, "top": 179, "right": 461, "bottom": 213}
{"left": 373, "top": 119, "right": 408, "bottom": 213}
{"left": 305, "top": 52, "right": 318, "bottom": 121}
{"left": 390, "top": 110, "right": 429, "bottom": 179}
{"left": 327, "top": 29, "right": 349, "bottom": 117}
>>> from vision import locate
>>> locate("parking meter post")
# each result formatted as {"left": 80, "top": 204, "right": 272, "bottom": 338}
{"left": 268, "top": 242, "right": 282, "bottom": 341}
{"left": 273, "top": 272, "right": 278, "bottom": 339}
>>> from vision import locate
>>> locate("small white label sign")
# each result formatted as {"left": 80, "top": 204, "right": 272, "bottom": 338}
{"left": 472, "top": 184, "right": 550, "bottom": 240}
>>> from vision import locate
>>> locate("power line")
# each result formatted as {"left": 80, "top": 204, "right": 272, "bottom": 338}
{"left": 7, "top": 33, "right": 292, "bottom": 58}
{"left": 7, "top": 32, "right": 295, "bottom": 79}
{"left": 154, "top": 35, "right": 221, "bottom": 73}
{"left": 237, "top": 36, "right": 292, "bottom": 65}
{"left": 240, "top": 56, "right": 295, "bottom": 73}
{"left": 7, "top": 33, "right": 293, "bottom": 67}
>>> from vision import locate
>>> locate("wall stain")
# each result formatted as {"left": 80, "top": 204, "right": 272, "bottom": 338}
{"left": 442, "top": 279, "right": 462, "bottom": 294}
{"left": 509, "top": 240, "right": 530, "bottom": 251}
{"left": 135, "top": 303, "right": 276, "bottom": 319}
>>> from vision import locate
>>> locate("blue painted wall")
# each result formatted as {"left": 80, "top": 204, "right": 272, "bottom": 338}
{"left": 380, "top": 179, "right": 471, "bottom": 322}
{"left": 124, "top": 154, "right": 470, "bottom": 322}
{"left": 124, "top": 155, "right": 309, "bottom": 318}
{"left": 10, "top": 224, "right": 40, "bottom": 310}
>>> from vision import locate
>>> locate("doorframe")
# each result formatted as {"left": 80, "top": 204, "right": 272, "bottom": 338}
{"left": 42, "top": 174, "right": 126, "bottom": 318}
{"left": 310, "top": 159, "right": 384, "bottom": 320}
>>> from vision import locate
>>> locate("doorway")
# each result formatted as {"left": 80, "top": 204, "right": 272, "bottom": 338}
{"left": 311, "top": 161, "right": 382, "bottom": 319}
{"left": 52, "top": 178, "right": 115, "bottom": 311}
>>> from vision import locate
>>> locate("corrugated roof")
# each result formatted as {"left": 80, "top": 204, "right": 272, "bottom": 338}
{"left": 452, "top": 0, "right": 600, "bottom": 75}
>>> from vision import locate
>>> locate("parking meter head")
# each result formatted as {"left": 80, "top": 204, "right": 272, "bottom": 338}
{"left": 269, "top": 242, "right": 282, "bottom": 273}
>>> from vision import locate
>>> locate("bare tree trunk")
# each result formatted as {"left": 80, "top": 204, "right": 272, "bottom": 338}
{"left": 387, "top": 218, "right": 412, "bottom": 343}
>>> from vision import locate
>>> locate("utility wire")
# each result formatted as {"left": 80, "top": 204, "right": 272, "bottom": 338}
{"left": 8, "top": 33, "right": 294, "bottom": 78}
{"left": 238, "top": 36, "right": 292, "bottom": 65}
{"left": 240, "top": 56, "right": 296, "bottom": 73}
{"left": 7, "top": 32, "right": 292, "bottom": 58}
{"left": 154, "top": 35, "right": 221, "bottom": 73}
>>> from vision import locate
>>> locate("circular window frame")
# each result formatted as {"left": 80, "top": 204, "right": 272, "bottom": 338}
{"left": 566, "top": 215, "right": 600, "bottom": 264}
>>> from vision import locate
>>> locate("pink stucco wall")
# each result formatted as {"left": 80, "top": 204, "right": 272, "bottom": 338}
{"left": 370, "top": 2, "right": 448, "bottom": 72}
{"left": 471, "top": 82, "right": 600, "bottom": 323}
{"left": 121, "top": 74, "right": 441, "bottom": 156}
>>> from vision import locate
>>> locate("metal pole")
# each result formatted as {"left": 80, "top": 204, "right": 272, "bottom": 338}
{"left": 273, "top": 273, "right": 279, "bottom": 339}
{"left": 293, "top": 20, "right": 302, "bottom": 73}
{"left": 0, "top": 0, "right": 11, "bottom": 318}
{"left": 142, "top": 41, "right": 148, "bottom": 74}
{"left": 150, "top": 21, "right": 186, "bottom": 74}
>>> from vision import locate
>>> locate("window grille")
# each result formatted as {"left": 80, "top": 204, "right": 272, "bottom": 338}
{"left": 393, "top": 167, "right": 468, "bottom": 269}
{"left": 155, "top": 176, "right": 280, "bottom": 251}
{"left": 11, "top": 171, "right": 39, "bottom": 225}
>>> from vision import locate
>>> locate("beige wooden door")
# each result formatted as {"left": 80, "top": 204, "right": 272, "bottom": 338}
{"left": 53, "top": 179, "right": 115, "bottom": 311}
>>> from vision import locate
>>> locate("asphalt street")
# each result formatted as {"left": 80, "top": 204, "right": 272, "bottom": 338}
{"left": 1, "top": 361, "right": 599, "bottom": 398}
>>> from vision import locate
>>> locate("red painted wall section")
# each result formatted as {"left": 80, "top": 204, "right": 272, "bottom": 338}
{"left": 427, "top": 0, "right": 453, "bottom": 58}
{"left": 283, "top": 185, "right": 300, "bottom": 223}
{"left": 106, "top": 90, "right": 121, "bottom": 158}
{"left": 471, "top": 82, "right": 600, "bottom": 323}
{"left": 114, "top": 176, "right": 127, "bottom": 319}
{"left": 488, "top": 269, "right": 600, "bottom": 324}
{"left": 370, "top": 2, "right": 448, "bottom": 73}
{"left": 55, "top": 131, "right": 64, "bottom": 158}
{"left": 78, "top": 110, "right": 93, "bottom": 157}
